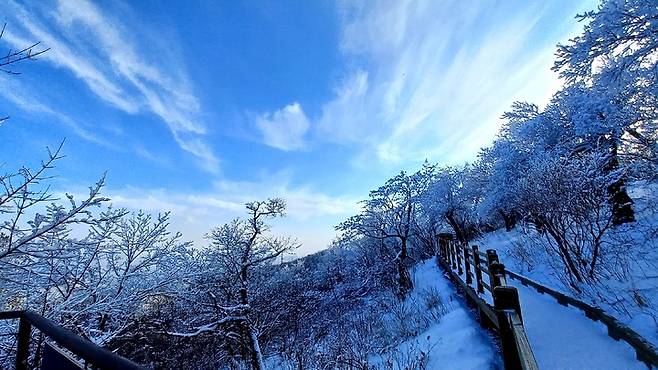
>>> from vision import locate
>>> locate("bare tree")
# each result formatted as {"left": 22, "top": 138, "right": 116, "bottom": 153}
{"left": 0, "top": 143, "right": 116, "bottom": 263}
{"left": 170, "top": 198, "right": 297, "bottom": 370}
{"left": 0, "top": 23, "right": 50, "bottom": 122}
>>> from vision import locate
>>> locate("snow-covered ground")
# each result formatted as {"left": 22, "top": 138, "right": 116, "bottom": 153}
{"left": 370, "top": 260, "right": 500, "bottom": 369}
{"left": 473, "top": 182, "right": 658, "bottom": 349}
{"left": 510, "top": 280, "right": 645, "bottom": 369}
{"left": 267, "top": 259, "right": 501, "bottom": 370}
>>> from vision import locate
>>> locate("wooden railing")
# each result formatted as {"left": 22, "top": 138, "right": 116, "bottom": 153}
{"left": 505, "top": 270, "right": 658, "bottom": 368}
{"left": 0, "top": 310, "right": 143, "bottom": 370}
{"left": 437, "top": 234, "right": 539, "bottom": 370}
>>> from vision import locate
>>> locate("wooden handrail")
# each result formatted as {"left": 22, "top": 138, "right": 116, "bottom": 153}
{"left": 438, "top": 232, "right": 658, "bottom": 369}
{"left": 508, "top": 311, "right": 539, "bottom": 370}
{"left": 1, "top": 310, "right": 143, "bottom": 370}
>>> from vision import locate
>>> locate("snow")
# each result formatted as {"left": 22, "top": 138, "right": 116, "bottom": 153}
{"left": 469, "top": 207, "right": 658, "bottom": 369}
{"left": 370, "top": 259, "right": 500, "bottom": 369}
{"left": 477, "top": 223, "right": 658, "bottom": 348}
{"left": 510, "top": 280, "right": 645, "bottom": 370}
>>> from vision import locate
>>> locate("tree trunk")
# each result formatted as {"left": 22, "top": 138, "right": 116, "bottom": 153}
{"left": 249, "top": 326, "right": 266, "bottom": 370}
{"left": 296, "top": 351, "right": 304, "bottom": 370}
{"left": 498, "top": 209, "right": 517, "bottom": 232}
{"left": 397, "top": 237, "right": 413, "bottom": 298}
{"left": 543, "top": 219, "right": 584, "bottom": 285}
{"left": 400, "top": 236, "right": 408, "bottom": 260}
{"left": 445, "top": 212, "right": 465, "bottom": 243}
{"left": 397, "top": 258, "right": 413, "bottom": 298}
{"left": 604, "top": 137, "right": 635, "bottom": 225}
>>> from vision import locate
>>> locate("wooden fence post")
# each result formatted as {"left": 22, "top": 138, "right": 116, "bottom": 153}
{"left": 486, "top": 249, "right": 499, "bottom": 266}
{"left": 448, "top": 240, "right": 457, "bottom": 270}
{"left": 489, "top": 262, "right": 506, "bottom": 288}
{"left": 464, "top": 244, "right": 472, "bottom": 285}
{"left": 486, "top": 249, "right": 500, "bottom": 288}
{"left": 437, "top": 237, "right": 444, "bottom": 262}
{"left": 441, "top": 237, "right": 448, "bottom": 265}
{"left": 16, "top": 316, "right": 31, "bottom": 370}
{"left": 472, "top": 245, "right": 485, "bottom": 294}
{"left": 493, "top": 285, "right": 523, "bottom": 321}
{"left": 494, "top": 286, "right": 524, "bottom": 369}
{"left": 457, "top": 243, "right": 464, "bottom": 276}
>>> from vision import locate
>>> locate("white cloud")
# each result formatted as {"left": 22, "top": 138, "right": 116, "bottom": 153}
{"left": 99, "top": 173, "right": 359, "bottom": 255}
{"left": 3, "top": 0, "right": 218, "bottom": 172}
{"left": 254, "top": 102, "right": 310, "bottom": 151}
{"left": 317, "top": 71, "right": 370, "bottom": 142}
{"left": 246, "top": 1, "right": 590, "bottom": 166}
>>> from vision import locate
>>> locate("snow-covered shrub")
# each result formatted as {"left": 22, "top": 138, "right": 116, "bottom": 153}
{"left": 420, "top": 287, "right": 449, "bottom": 323}
{"left": 377, "top": 339, "right": 437, "bottom": 370}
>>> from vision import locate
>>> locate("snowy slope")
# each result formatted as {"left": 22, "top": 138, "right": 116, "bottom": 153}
{"left": 370, "top": 260, "right": 501, "bottom": 369}
{"left": 477, "top": 228, "right": 658, "bottom": 349}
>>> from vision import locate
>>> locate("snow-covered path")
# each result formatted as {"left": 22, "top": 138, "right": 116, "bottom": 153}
{"left": 402, "top": 260, "right": 501, "bottom": 369}
{"left": 510, "top": 280, "right": 646, "bottom": 370}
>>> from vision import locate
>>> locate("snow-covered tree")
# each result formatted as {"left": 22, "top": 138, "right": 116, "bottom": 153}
{"left": 419, "top": 165, "right": 483, "bottom": 243}
{"left": 554, "top": 0, "right": 658, "bottom": 222}
{"left": 338, "top": 167, "right": 434, "bottom": 297}
{"left": 171, "top": 198, "right": 297, "bottom": 370}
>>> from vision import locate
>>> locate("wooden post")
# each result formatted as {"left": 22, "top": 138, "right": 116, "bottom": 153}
{"left": 489, "top": 262, "right": 506, "bottom": 288}
{"left": 457, "top": 243, "right": 463, "bottom": 275}
{"left": 464, "top": 244, "right": 472, "bottom": 284}
{"left": 437, "top": 233, "right": 453, "bottom": 265}
{"left": 493, "top": 286, "right": 524, "bottom": 369}
{"left": 486, "top": 249, "right": 500, "bottom": 288}
{"left": 493, "top": 286, "right": 523, "bottom": 321}
{"left": 16, "top": 317, "right": 31, "bottom": 370}
{"left": 486, "top": 249, "right": 499, "bottom": 266}
{"left": 451, "top": 241, "right": 457, "bottom": 270}
{"left": 447, "top": 240, "right": 452, "bottom": 265}
{"left": 472, "top": 245, "right": 485, "bottom": 294}
{"left": 438, "top": 237, "right": 444, "bottom": 262}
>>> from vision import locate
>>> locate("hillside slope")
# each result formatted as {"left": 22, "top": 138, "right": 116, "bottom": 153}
{"left": 371, "top": 260, "right": 500, "bottom": 369}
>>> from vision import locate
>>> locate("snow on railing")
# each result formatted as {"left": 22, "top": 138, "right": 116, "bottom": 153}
{"left": 505, "top": 270, "right": 658, "bottom": 368}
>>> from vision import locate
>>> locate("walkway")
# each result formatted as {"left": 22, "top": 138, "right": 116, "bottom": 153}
{"left": 510, "top": 280, "right": 646, "bottom": 370}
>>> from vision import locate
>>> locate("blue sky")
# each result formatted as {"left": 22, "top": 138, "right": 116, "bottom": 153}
{"left": 1, "top": 0, "right": 597, "bottom": 255}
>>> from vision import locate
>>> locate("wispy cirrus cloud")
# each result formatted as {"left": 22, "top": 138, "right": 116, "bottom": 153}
{"left": 0, "top": 76, "right": 115, "bottom": 148}
{"left": 320, "top": 0, "right": 559, "bottom": 164}
{"left": 254, "top": 102, "right": 310, "bottom": 151}
{"left": 3, "top": 0, "right": 219, "bottom": 172}
{"left": 259, "top": 0, "right": 593, "bottom": 166}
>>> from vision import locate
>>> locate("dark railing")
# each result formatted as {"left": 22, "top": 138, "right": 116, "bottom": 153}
{"left": 506, "top": 270, "right": 658, "bottom": 368}
{"left": 437, "top": 234, "right": 539, "bottom": 370}
{"left": 0, "top": 310, "right": 143, "bottom": 370}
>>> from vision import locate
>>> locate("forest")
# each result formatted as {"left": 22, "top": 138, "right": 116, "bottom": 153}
{"left": 1, "top": 0, "right": 657, "bottom": 369}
